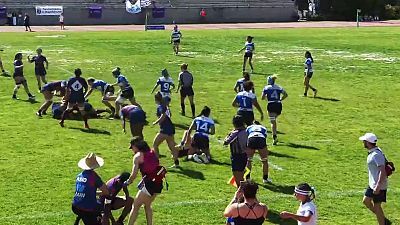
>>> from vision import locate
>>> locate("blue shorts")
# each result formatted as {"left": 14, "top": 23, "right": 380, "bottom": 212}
{"left": 129, "top": 109, "right": 146, "bottom": 124}
{"left": 365, "top": 187, "right": 387, "bottom": 203}
{"left": 191, "top": 133, "right": 209, "bottom": 150}
{"left": 160, "top": 124, "right": 175, "bottom": 136}
{"left": 41, "top": 83, "right": 53, "bottom": 92}
{"left": 231, "top": 153, "right": 247, "bottom": 172}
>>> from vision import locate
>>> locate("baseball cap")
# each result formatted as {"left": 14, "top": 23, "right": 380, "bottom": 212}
{"left": 359, "top": 133, "right": 377, "bottom": 143}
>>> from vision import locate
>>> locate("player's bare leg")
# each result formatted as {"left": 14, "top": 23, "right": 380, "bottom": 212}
{"left": 243, "top": 57, "right": 248, "bottom": 71}
{"left": 249, "top": 57, "right": 254, "bottom": 73}
{"left": 188, "top": 95, "right": 195, "bottom": 118}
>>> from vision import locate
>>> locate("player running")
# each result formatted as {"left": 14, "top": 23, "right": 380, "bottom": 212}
{"left": 120, "top": 104, "right": 147, "bottom": 139}
{"left": 170, "top": 25, "right": 182, "bottom": 55}
{"left": 36, "top": 80, "right": 67, "bottom": 117}
{"left": 59, "top": 68, "right": 89, "bottom": 129}
{"left": 239, "top": 36, "right": 255, "bottom": 73}
{"left": 12, "top": 53, "right": 35, "bottom": 100}
{"left": 261, "top": 75, "right": 288, "bottom": 145}
{"left": 152, "top": 92, "right": 180, "bottom": 168}
{"left": 303, "top": 51, "right": 317, "bottom": 97}
{"left": 183, "top": 106, "right": 215, "bottom": 164}
{"left": 232, "top": 81, "right": 264, "bottom": 126}
{"left": 234, "top": 71, "right": 254, "bottom": 93}
{"left": 176, "top": 63, "right": 195, "bottom": 117}
{"left": 86, "top": 77, "right": 116, "bottom": 116}
{"left": 28, "top": 48, "right": 48, "bottom": 91}
{"left": 151, "top": 69, "right": 175, "bottom": 104}
{"left": 111, "top": 67, "right": 140, "bottom": 118}
{"left": 246, "top": 121, "right": 271, "bottom": 183}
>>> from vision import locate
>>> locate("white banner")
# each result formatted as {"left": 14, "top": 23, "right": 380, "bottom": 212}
{"left": 35, "top": 6, "right": 63, "bottom": 16}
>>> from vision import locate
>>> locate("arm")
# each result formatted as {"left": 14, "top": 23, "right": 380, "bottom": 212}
{"left": 153, "top": 112, "right": 167, "bottom": 125}
{"left": 187, "top": 120, "right": 196, "bottom": 137}
{"left": 234, "top": 83, "right": 239, "bottom": 93}
{"left": 209, "top": 125, "right": 215, "bottom": 135}
{"left": 261, "top": 91, "right": 266, "bottom": 101}
{"left": 98, "top": 183, "right": 110, "bottom": 196}
{"left": 0, "top": 59, "right": 4, "bottom": 72}
{"left": 122, "top": 114, "right": 126, "bottom": 133}
{"left": 176, "top": 75, "right": 182, "bottom": 92}
{"left": 281, "top": 90, "right": 288, "bottom": 101}
{"left": 253, "top": 99, "right": 264, "bottom": 121}
{"left": 123, "top": 185, "right": 130, "bottom": 198}
{"left": 280, "top": 211, "right": 312, "bottom": 223}
{"left": 374, "top": 165, "right": 387, "bottom": 193}
{"left": 84, "top": 88, "right": 94, "bottom": 100}
{"left": 170, "top": 82, "right": 175, "bottom": 91}
{"left": 126, "top": 153, "right": 142, "bottom": 185}
{"left": 45, "top": 59, "right": 49, "bottom": 69}
{"left": 223, "top": 189, "right": 243, "bottom": 217}
{"left": 238, "top": 46, "right": 245, "bottom": 53}
{"left": 232, "top": 97, "right": 239, "bottom": 108}
{"left": 151, "top": 83, "right": 159, "bottom": 94}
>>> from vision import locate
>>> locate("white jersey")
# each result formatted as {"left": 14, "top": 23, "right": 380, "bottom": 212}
{"left": 296, "top": 201, "right": 317, "bottom": 225}
{"left": 59, "top": 15, "right": 64, "bottom": 23}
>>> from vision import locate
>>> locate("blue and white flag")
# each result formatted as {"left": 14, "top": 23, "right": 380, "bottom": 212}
{"left": 126, "top": 0, "right": 152, "bottom": 14}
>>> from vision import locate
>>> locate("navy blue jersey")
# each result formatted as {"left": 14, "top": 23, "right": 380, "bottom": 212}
{"left": 262, "top": 84, "right": 285, "bottom": 103}
{"left": 305, "top": 58, "right": 313, "bottom": 73}
{"left": 13, "top": 59, "right": 23, "bottom": 77}
{"left": 157, "top": 104, "right": 173, "bottom": 130}
{"left": 30, "top": 55, "right": 47, "bottom": 71}
{"left": 193, "top": 116, "right": 215, "bottom": 137}
{"left": 67, "top": 77, "right": 88, "bottom": 98}
{"left": 246, "top": 124, "right": 267, "bottom": 139}
{"left": 72, "top": 170, "right": 103, "bottom": 211}
{"left": 235, "top": 91, "right": 256, "bottom": 111}
{"left": 91, "top": 80, "right": 109, "bottom": 93}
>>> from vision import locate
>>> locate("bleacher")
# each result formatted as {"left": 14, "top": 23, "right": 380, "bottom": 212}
{"left": 169, "top": 0, "right": 295, "bottom": 8}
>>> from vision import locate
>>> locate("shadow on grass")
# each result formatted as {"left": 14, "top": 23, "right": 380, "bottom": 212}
{"left": 267, "top": 130, "right": 285, "bottom": 135}
{"left": 68, "top": 127, "right": 111, "bottom": 135}
{"left": 22, "top": 99, "right": 40, "bottom": 104}
{"left": 260, "top": 183, "right": 295, "bottom": 195}
{"left": 284, "top": 142, "right": 319, "bottom": 151}
{"left": 209, "top": 158, "right": 231, "bottom": 166}
{"left": 269, "top": 150, "right": 296, "bottom": 159}
{"left": 176, "top": 54, "right": 195, "bottom": 58}
{"left": 314, "top": 96, "right": 340, "bottom": 102}
{"left": 169, "top": 167, "right": 205, "bottom": 180}
{"left": 267, "top": 210, "right": 297, "bottom": 225}
{"left": 174, "top": 123, "right": 190, "bottom": 130}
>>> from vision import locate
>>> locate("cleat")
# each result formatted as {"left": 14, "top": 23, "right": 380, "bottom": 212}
{"left": 193, "top": 154, "right": 203, "bottom": 163}
{"left": 59, "top": 121, "right": 65, "bottom": 127}
{"left": 36, "top": 111, "right": 42, "bottom": 117}
{"left": 263, "top": 178, "right": 273, "bottom": 184}
{"left": 200, "top": 153, "right": 209, "bottom": 164}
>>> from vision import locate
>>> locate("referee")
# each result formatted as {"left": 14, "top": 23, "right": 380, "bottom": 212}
{"left": 176, "top": 63, "right": 195, "bottom": 118}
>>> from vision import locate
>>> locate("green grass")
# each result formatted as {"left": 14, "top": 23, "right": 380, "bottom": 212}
{"left": 0, "top": 27, "right": 400, "bottom": 225}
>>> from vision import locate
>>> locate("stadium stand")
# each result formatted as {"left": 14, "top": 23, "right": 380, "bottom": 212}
{"left": 0, "top": 0, "right": 298, "bottom": 25}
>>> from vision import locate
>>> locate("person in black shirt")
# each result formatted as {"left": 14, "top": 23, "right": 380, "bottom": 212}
{"left": 176, "top": 63, "right": 195, "bottom": 117}
{"left": 59, "top": 68, "right": 90, "bottom": 129}
{"left": 12, "top": 53, "right": 34, "bottom": 100}
{"left": 24, "top": 13, "right": 32, "bottom": 32}
{"left": 28, "top": 48, "right": 48, "bottom": 91}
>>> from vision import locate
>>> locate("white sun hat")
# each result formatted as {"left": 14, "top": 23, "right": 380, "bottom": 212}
{"left": 359, "top": 133, "right": 378, "bottom": 144}
{"left": 78, "top": 153, "right": 104, "bottom": 170}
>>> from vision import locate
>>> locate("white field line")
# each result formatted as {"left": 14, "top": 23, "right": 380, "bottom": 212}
{"left": 2, "top": 189, "right": 400, "bottom": 220}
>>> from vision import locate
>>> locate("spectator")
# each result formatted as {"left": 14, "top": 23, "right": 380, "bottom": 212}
{"left": 359, "top": 133, "right": 391, "bottom": 225}
{"left": 59, "top": 13, "right": 65, "bottom": 30}
{"left": 223, "top": 180, "right": 268, "bottom": 225}
{"left": 280, "top": 182, "right": 318, "bottom": 225}
{"left": 200, "top": 8, "right": 206, "bottom": 23}
{"left": 223, "top": 115, "right": 248, "bottom": 186}
{"left": 23, "top": 13, "right": 32, "bottom": 32}
{"left": 72, "top": 153, "right": 109, "bottom": 225}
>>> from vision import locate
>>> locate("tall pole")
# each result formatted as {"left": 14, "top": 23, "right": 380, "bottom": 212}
{"left": 145, "top": 9, "right": 148, "bottom": 31}
{"left": 356, "top": 9, "right": 361, "bottom": 28}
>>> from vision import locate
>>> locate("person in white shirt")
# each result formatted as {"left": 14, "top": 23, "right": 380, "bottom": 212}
{"left": 280, "top": 183, "right": 318, "bottom": 225}
{"left": 59, "top": 13, "right": 64, "bottom": 30}
{"left": 359, "top": 133, "right": 391, "bottom": 225}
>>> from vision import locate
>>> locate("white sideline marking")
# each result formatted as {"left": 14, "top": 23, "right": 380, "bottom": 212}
{"left": 57, "top": 67, "right": 74, "bottom": 75}
{"left": 35, "top": 35, "right": 66, "bottom": 38}
{"left": 2, "top": 189, "right": 400, "bottom": 220}
{"left": 269, "top": 162, "right": 284, "bottom": 171}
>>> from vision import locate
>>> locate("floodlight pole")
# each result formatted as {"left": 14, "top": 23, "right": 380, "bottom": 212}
{"left": 356, "top": 9, "right": 361, "bottom": 28}
{"left": 145, "top": 9, "right": 149, "bottom": 31}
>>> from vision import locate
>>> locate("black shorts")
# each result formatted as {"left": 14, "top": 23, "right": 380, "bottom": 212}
{"left": 237, "top": 110, "right": 254, "bottom": 126}
{"left": 140, "top": 178, "right": 163, "bottom": 196}
{"left": 72, "top": 205, "right": 101, "bottom": 225}
{"left": 69, "top": 95, "right": 85, "bottom": 104}
{"left": 173, "top": 40, "right": 180, "bottom": 44}
{"left": 244, "top": 52, "right": 253, "bottom": 58}
{"left": 305, "top": 72, "right": 313, "bottom": 78}
{"left": 247, "top": 137, "right": 266, "bottom": 150}
{"left": 180, "top": 86, "right": 194, "bottom": 97}
{"left": 365, "top": 187, "right": 387, "bottom": 203}
{"left": 231, "top": 153, "right": 248, "bottom": 172}
{"left": 267, "top": 102, "right": 282, "bottom": 115}
{"left": 35, "top": 68, "right": 47, "bottom": 76}
{"left": 121, "top": 87, "right": 134, "bottom": 99}
{"left": 191, "top": 133, "right": 209, "bottom": 150}
{"left": 13, "top": 75, "right": 26, "bottom": 85}
{"left": 104, "top": 85, "right": 114, "bottom": 95}
{"left": 160, "top": 124, "right": 175, "bottom": 136}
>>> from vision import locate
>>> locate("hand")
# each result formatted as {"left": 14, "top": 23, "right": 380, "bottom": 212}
{"left": 123, "top": 181, "right": 130, "bottom": 187}
{"left": 280, "top": 211, "right": 291, "bottom": 219}
{"left": 373, "top": 187, "right": 381, "bottom": 195}
{"left": 234, "top": 189, "right": 243, "bottom": 200}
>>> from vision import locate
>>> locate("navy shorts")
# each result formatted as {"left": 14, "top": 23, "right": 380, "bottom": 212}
{"left": 160, "top": 124, "right": 175, "bottom": 136}
{"left": 305, "top": 72, "right": 313, "bottom": 78}
{"left": 35, "top": 68, "right": 47, "bottom": 76}
{"left": 244, "top": 52, "right": 253, "bottom": 58}
{"left": 180, "top": 86, "right": 194, "bottom": 97}
{"left": 237, "top": 110, "right": 254, "bottom": 126}
{"left": 173, "top": 40, "right": 180, "bottom": 44}
{"left": 129, "top": 109, "right": 146, "bottom": 124}
{"left": 121, "top": 87, "right": 134, "bottom": 99}
{"left": 267, "top": 102, "right": 282, "bottom": 115}
{"left": 231, "top": 153, "right": 248, "bottom": 172}
{"left": 104, "top": 85, "right": 115, "bottom": 95}
{"left": 69, "top": 95, "right": 85, "bottom": 104}
{"left": 365, "top": 187, "right": 387, "bottom": 203}
{"left": 41, "top": 83, "right": 53, "bottom": 92}
{"left": 191, "top": 133, "right": 209, "bottom": 150}
{"left": 72, "top": 205, "right": 101, "bottom": 225}
{"left": 247, "top": 137, "right": 266, "bottom": 150}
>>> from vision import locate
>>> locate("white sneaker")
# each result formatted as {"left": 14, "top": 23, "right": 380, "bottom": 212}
{"left": 187, "top": 154, "right": 193, "bottom": 160}
{"left": 193, "top": 154, "right": 203, "bottom": 163}
{"left": 200, "top": 153, "right": 209, "bottom": 164}
{"left": 263, "top": 178, "right": 273, "bottom": 184}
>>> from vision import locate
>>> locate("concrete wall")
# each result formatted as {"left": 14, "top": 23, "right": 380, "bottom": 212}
{"left": 0, "top": 6, "right": 298, "bottom": 26}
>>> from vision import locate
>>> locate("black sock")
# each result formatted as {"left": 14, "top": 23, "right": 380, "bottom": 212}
{"left": 311, "top": 87, "right": 316, "bottom": 91}
{"left": 28, "top": 93, "right": 33, "bottom": 98}
{"left": 190, "top": 104, "right": 195, "bottom": 117}
{"left": 245, "top": 172, "right": 251, "bottom": 180}
{"left": 273, "top": 135, "right": 277, "bottom": 140}
{"left": 174, "top": 159, "right": 179, "bottom": 166}
{"left": 181, "top": 103, "right": 185, "bottom": 114}
{"left": 263, "top": 175, "right": 269, "bottom": 180}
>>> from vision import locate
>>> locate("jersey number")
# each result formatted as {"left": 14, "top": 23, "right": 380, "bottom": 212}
{"left": 196, "top": 121, "right": 208, "bottom": 132}
{"left": 271, "top": 90, "right": 278, "bottom": 100}
{"left": 163, "top": 83, "right": 170, "bottom": 90}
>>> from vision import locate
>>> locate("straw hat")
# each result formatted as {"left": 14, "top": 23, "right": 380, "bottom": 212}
{"left": 78, "top": 153, "right": 104, "bottom": 170}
